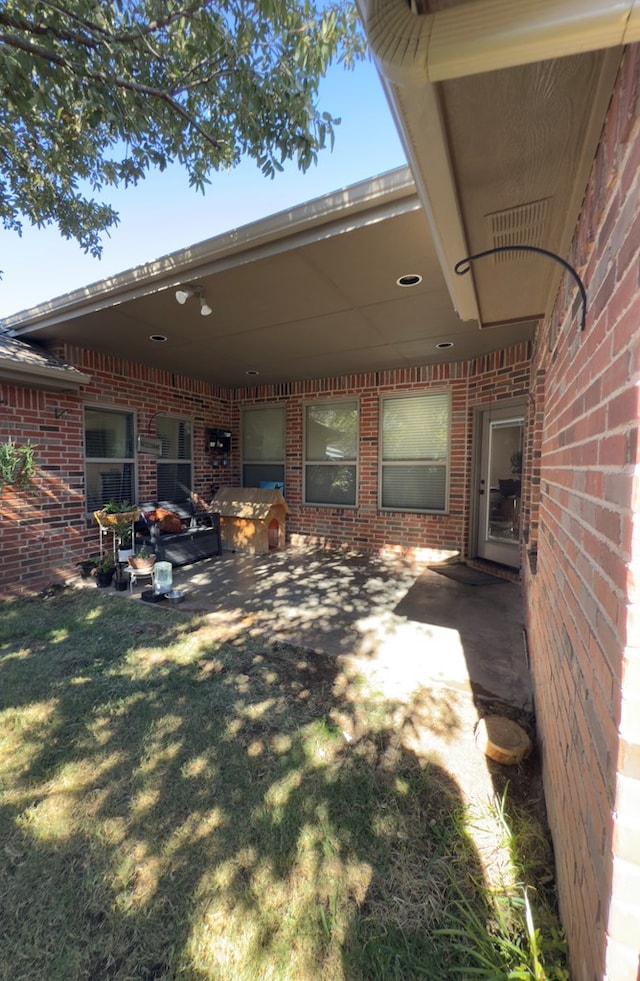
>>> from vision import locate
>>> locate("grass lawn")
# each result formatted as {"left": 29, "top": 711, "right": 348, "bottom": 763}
{"left": 0, "top": 588, "right": 567, "bottom": 980}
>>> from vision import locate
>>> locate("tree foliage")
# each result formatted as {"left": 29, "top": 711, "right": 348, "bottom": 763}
{"left": 0, "top": 0, "right": 365, "bottom": 256}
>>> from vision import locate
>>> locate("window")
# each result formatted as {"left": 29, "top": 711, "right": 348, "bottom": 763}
{"left": 84, "top": 406, "right": 135, "bottom": 512}
{"left": 156, "top": 417, "right": 192, "bottom": 505}
{"left": 380, "top": 391, "right": 450, "bottom": 512}
{"left": 304, "top": 400, "right": 358, "bottom": 506}
{"left": 242, "top": 406, "right": 285, "bottom": 490}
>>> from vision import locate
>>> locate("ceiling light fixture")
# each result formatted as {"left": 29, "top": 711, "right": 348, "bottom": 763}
{"left": 396, "top": 273, "right": 423, "bottom": 287}
{"left": 436, "top": 341, "right": 454, "bottom": 349}
{"left": 150, "top": 334, "right": 168, "bottom": 342}
{"left": 175, "top": 284, "right": 212, "bottom": 317}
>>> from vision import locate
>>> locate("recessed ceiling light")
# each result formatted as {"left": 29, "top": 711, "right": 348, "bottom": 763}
{"left": 150, "top": 334, "right": 167, "bottom": 342}
{"left": 246, "top": 369, "right": 259, "bottom": 376}
{"left": 436, "top": 341, "right": 454, "bottom": 349}
{"left": 396, "top": 273, "right": 422, "bottom": 287}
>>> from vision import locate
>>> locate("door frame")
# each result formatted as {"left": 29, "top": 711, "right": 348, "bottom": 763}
{"left": 469, "top": 398, "right": 526, "bottom": 568}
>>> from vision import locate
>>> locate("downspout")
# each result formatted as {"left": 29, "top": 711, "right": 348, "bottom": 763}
{"left": 358, "top": 0, "right": 640, "bottom": 322}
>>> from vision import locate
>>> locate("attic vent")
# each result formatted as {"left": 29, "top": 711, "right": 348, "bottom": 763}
{"left": 486, "top": 199, "right": 550, "bottom": 263}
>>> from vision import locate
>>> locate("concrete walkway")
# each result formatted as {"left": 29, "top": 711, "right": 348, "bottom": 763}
{"left": 146, "top": 547, "right": 532, "bottom": 711}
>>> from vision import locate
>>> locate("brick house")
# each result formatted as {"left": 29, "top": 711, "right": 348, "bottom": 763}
{"left": 1, "top": 3, "right": 639, "bottom": 979}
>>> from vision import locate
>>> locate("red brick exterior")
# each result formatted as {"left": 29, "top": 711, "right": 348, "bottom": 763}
{"left": 0, "top": 348, "right": 231, "bottom": 595}
{"left": 523, "top": 44, "right": 640, "bottom": 981}
{"left": 1, "top": 343, "right": 531, "bottom": 594}
{"left": 232, "top": 347, "right": 531, "bottom": 556}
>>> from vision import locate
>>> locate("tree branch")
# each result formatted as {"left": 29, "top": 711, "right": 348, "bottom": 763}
{"left": 38, "top": 0, "right": 210, "bottom": 45}
{"left": 0, "top": 29, "right": 68, "bottom": 67}
{"left": 0, "top": 28, "right": 223, "bottom": 151}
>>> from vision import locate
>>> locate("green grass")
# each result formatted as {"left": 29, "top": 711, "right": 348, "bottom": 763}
{"left": 0, "top": 588, "right": 567, "bottom": 980}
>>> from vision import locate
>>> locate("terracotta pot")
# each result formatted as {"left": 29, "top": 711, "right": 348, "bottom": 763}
{"left": 128, "top": 555, "right": 156, "bottom": 572}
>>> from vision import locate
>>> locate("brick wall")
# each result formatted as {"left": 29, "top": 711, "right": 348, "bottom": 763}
{"left": 0, "top": 348, "right": 232, "bottom": 596}
{"left": 524, "top": 44, "right": 640, "bottom": 981}
{"left": 233, "top": 346, "right": 530, "bottom": 558}
{"left": 1, "top": 342, "right": 531, "bottom": 595}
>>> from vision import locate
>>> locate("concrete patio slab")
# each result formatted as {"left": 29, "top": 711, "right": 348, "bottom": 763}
{"left": 136, "top": 547, "right": 532, "bottom": 712}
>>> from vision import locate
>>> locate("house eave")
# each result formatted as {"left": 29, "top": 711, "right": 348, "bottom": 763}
{"left": 4, "top": 166, "right": 418, "bottom": 336}
{"left": 0, "top": 359, "right": 91, "bottom": 392}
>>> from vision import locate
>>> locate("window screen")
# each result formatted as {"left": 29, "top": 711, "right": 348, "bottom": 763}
{"left": 242, "top": 406, "right": 285, "bottom": 489}
{"left": 304, "top": 401, "right": 358, "bottom": 506}
{"left": 380, "top": 392, "right": 450, "bottom": 512}
{"left": 84, "top": 407, "right": 135, "bottom": 512}
{"left": 157, "top": 417, "right": 192, "bottom": 505}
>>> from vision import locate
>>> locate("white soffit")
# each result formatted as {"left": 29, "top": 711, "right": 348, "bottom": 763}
{"left": 359, "top": 0, "right": 639, "bottom": 324}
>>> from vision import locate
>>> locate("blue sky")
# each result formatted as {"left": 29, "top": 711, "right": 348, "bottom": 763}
{"left": 0, "top": 56, "right": 406, "bottom": 319}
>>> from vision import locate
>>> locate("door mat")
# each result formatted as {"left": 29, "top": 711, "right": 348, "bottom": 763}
{"left": 427, "top": 562, "right": 507, "bottom": 586}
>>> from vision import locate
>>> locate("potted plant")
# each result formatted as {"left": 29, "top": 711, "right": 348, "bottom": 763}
{"left": 93, "top": 552, "right": 116, "bottom": 588}
{"left": 77, "top": 554, "right": 101, "bottom": 579}
{"left": 0, "top": 439, "right": 37, "bottom": 494}
{"left": 93, "top": 499, "right": 141, "bottom": 529}
{"left": 127, "top": 543, "right": 156, "bottom": 572}
{"left": 113, "top": 522, "right": 134, "bottom": 563}
{"left": 113, "top": 558, "right": 130, "bottom": 591}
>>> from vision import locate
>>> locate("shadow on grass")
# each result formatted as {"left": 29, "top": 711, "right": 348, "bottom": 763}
{"left": 1, "top": 588, "right": 515, "bottom": 980}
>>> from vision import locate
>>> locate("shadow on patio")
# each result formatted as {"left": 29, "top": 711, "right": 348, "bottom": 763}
{"left": 134, "top": 546, "right": 532, "bottom": 714}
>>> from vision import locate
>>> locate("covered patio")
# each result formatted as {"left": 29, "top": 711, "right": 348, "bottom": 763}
{"left": 107, "top": 546, "right": 532, "bottom": 714}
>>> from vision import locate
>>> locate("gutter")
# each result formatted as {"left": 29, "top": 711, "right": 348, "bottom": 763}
{"left": 0, "top": 359, "right": 90, "bottom": 391}
{"left": 364, "top": 0, "right": 640, "bottom": 85}
{"left": 4, "top": 166, "right": 417, "bottom": 335}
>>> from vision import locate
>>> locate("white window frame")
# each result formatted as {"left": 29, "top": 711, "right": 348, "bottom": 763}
{"left": 379, "top": 390, "right": 451, "bottom": 513}
{"left": 241, "top": 404, "right": 286, "bottom": 490}
{"left": 303, "top": 399, "right": 359, "bottom": 508}
{"left": 156, "top": 415, "right": 193, "bottom": 504}
{"left": 84, "top": 404, "right": 137, "bottom": 514}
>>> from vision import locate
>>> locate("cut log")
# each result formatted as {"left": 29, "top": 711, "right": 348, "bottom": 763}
{"left": 475, "top": 716, "right": 532, "bottom": 765}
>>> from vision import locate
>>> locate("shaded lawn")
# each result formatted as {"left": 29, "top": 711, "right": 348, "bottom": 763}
{"left": 0, "top": 588, "right": 564, "bottom": 980}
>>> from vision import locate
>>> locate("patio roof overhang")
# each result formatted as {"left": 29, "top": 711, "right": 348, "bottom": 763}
{"left": 3, "top": 168, "right": 532, "bottom": 388}
{"left": 3, "top": 1, "right": 633, "bottom": 390}
{"left": 359, "top": 0, "right": 633, "bottom": 329}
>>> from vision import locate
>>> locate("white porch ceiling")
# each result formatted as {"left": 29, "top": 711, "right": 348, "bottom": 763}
{"left": 4, "top": 169, "right": 532, "bottom": 388}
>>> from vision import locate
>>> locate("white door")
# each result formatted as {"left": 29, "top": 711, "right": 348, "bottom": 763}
{"left": 475, "top": 405, "right": 524, "bottom": 568}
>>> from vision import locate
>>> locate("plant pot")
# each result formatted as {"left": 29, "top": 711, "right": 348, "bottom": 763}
{"left": 114, "top": 578, "right": 129, "bottom": 592}
{"left": 96, "top": 570, "right": 115, "bottom": 588}
{"left": 128, "top": 556, "right": 156, "bottom": 572}
{"left": 117, "top": 548, "right": 134, "bottom": 563}
{"left": 78, "top": 558, "right": 99, "bottom": 580}
{"left": 94, "top": 508, "right": 141, "bottom": 529}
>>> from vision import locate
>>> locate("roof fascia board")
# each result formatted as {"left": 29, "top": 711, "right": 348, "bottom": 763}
{"left": 378, "top": 71, "right": 480, "bottom": 322}
{"left": 6, "top": 167, "right": 417, "bottom": 335}
{"left": 358, "top": 0, "right": 640, "bottom": 323}
{"left": 0, "top": 359, "right": 90, "bottom": 390}
{"left": 355, "top": 0, "right": 479, "bottom": 323}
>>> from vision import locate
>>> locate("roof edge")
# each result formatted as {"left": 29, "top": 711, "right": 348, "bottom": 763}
{"left": 4, "top": 166, "right": 415, "bottom": 334}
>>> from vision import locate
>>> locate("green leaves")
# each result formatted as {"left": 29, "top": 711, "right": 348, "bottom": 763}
{"left": 0, "top": 0, "right": 366, "bottom": 255}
